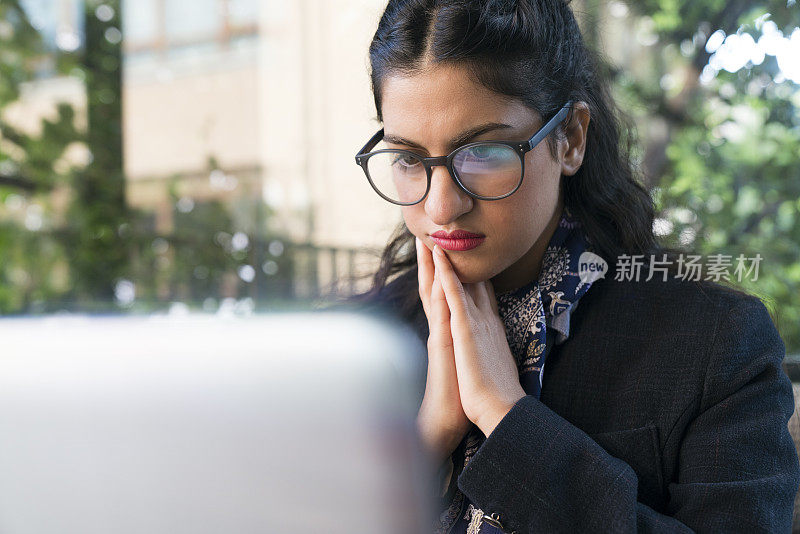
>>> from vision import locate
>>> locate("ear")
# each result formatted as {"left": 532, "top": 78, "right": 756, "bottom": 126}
{"left": 559, "top": 101, "right": 590, "bottom": 177}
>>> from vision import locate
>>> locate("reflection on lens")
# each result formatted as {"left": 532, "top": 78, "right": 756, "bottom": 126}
{"left": 452, "top": 143, "right": 521, "bottom": 197}
{"left": 367, "top": 151, "right": 427, "bottom": 204}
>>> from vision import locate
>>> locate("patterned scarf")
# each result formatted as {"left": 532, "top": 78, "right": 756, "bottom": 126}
{"left": 434, "top": 206, "right": 597, "bottom": 534}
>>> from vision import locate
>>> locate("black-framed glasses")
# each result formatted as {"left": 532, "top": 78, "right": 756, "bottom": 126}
{"left": 354, "top": 101, "right": 573, "bottom": 205}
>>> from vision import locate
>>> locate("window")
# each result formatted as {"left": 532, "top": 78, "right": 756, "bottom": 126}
{"left": 121, "top": 0, "right": 259, "bottom": 54}
{"left": 164, "top": 0, "right": 219, "bottom": 45}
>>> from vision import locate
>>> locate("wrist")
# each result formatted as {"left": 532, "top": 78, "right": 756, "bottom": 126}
{"left": 416, "top": 413, "right": 461, "bottom": 463}
{"left": 476, "top": 390, "right": 526, "bottom": 437}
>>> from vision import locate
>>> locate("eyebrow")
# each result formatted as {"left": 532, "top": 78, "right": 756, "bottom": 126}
{"left": 382, "top": 122, "right": 516, "bottom": 153}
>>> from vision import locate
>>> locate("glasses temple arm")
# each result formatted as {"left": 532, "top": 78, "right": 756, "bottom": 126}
{"left": 355, "top": 128, "right": 385, "bottom": 162}
{"left": 525, "top": 100, "right": 574, "bottom": 151}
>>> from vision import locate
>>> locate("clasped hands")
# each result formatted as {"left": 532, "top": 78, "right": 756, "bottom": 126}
{"left": 415, "top": 236, "right": 527, "bottom": 464}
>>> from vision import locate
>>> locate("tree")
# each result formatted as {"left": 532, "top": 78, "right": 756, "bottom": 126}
{"left": 0, "top": 0, "right": 82, "bottom": 312}
{"left": 66, "top": 0, "right": 127, "bottom": 303}
{"left": 611, "top": 1, "right": 800, "bottom": 350}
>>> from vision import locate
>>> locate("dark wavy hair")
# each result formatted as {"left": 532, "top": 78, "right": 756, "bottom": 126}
{"left": 345, "top": 0, "right": 686, "bottom": 319}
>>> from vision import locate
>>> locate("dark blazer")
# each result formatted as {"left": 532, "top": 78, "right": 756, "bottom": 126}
{"left": 368, "top": 268, "right": 800, "bottom": 533}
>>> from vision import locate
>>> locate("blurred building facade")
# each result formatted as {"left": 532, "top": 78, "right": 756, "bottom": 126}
{"left": 7, "top": 0, "right": 636, "bottom": 300}
{"left": 122, "top": 0, "right": 402, "bottom": 296}
{"left": 8, "top": 0, "right": 400, "bottom": 299}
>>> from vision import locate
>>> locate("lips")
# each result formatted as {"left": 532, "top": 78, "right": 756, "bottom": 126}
{"left": 430, "top": 230, "right": 483, "bottom": 239}
{"left": 429, "top": 230, "right": 486, "bottom": 251}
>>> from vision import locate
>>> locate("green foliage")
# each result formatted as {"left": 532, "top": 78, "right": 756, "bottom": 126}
{"left": 618, "top": 1, "right": 800, "bottom": 351}
{"left": 66, "top": 0, "right": 127, "bottom": 302}
{"left": 657, "top": 79, "right": 800, "bottom": 350}
{"left": 0, "top": 221, "right": 69, "bottom": 312}
{"left": 0, "top": 0, "right": 81, "bottom": 311}
{"left": 0, "top": 1, "right": 42, "bottom": 106}
{"left": 167, "top": 194, "right": 239, "bottom": 301}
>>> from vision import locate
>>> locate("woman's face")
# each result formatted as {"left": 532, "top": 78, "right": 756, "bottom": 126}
{"left": 380, "top": 63, "right": 568, "bottom": 293}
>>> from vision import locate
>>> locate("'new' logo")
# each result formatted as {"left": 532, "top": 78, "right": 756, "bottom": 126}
{"left": 578, "top": 251, "right": 608, "bottom": 284}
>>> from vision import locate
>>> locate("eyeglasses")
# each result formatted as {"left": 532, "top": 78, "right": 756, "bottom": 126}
{"left": 354, "top": 101, "right": 573, "bottom": 205}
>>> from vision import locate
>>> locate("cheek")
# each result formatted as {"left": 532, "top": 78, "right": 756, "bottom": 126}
{"left": 519, "top": 152, "right": 561, "bottom": 217}
{"left": 488, "top": 198, "right": 539, "bottom": 247}
{"left": 491, "top": 167, "right": 560, "bottom": 245}
{"left": 400, "top": 206, "right": 423, "bottom": 236}
{"left": 501, "top": 177, "right": 553, "bottom": 228}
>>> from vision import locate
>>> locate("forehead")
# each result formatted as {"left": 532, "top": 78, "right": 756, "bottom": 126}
{"left": 380, "top": 64, "right": 535, "bottom": 140}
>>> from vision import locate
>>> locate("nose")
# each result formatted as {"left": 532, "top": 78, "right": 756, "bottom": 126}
{"left": 423, "top": 165, "right": 473, "bottom": 226}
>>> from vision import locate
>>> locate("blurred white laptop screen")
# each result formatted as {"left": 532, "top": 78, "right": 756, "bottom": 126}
{"left": 0, "top": 312, "right": 434, "bottom": 534}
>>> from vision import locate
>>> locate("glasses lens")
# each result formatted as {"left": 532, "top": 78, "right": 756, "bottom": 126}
{"left": 366, "top": 151, "right": 428, "bottom": 204}
{"left": 452, "top": 143, "right": 522, "bottom": 198}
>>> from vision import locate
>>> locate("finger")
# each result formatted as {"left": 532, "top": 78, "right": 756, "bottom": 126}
{"left": 431, "top": 245, "right": 467, "bottom": 318}
{"left": 429, "top": 271, "right": 453, "bottom": 352}
{"left": 416, "top": 237, "right": 434, "bottom": 316}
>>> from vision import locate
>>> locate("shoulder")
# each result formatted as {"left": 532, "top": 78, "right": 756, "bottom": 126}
{"left": 545, "top": 268, "right": 792, "bottom": 447}
{"left": 576, "top": 273, "right": 787, "bottom": 404}
{"left": 576, "top": 272, "right": 776, "bottom": 343}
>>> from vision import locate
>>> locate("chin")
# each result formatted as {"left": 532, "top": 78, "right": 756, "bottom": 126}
{"left": 446, "top": 258, "right": 492, "bottom": 285}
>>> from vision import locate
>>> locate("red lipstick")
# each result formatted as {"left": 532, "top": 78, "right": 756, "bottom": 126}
{"left": 429, "top": 230, "right": 486, "bottom": 251}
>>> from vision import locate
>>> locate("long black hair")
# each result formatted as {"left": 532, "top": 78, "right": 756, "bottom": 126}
{"left": 345, "top": 0, "right": 686, "bottom": 319}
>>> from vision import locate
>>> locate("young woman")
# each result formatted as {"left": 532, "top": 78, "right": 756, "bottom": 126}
{"left": 349, "top": 1, "right": 800, "bottom": 532}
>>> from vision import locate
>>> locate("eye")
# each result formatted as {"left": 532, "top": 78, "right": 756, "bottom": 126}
{"left": 391, "top": 153, "right": 422, "bottom": 169}
{"left": 466, "top": 144, "right": 501, "bottom": 160}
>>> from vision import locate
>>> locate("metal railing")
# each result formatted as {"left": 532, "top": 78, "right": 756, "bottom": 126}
{"left": 127, "top": 234, "right": 380, "bottom": 308}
